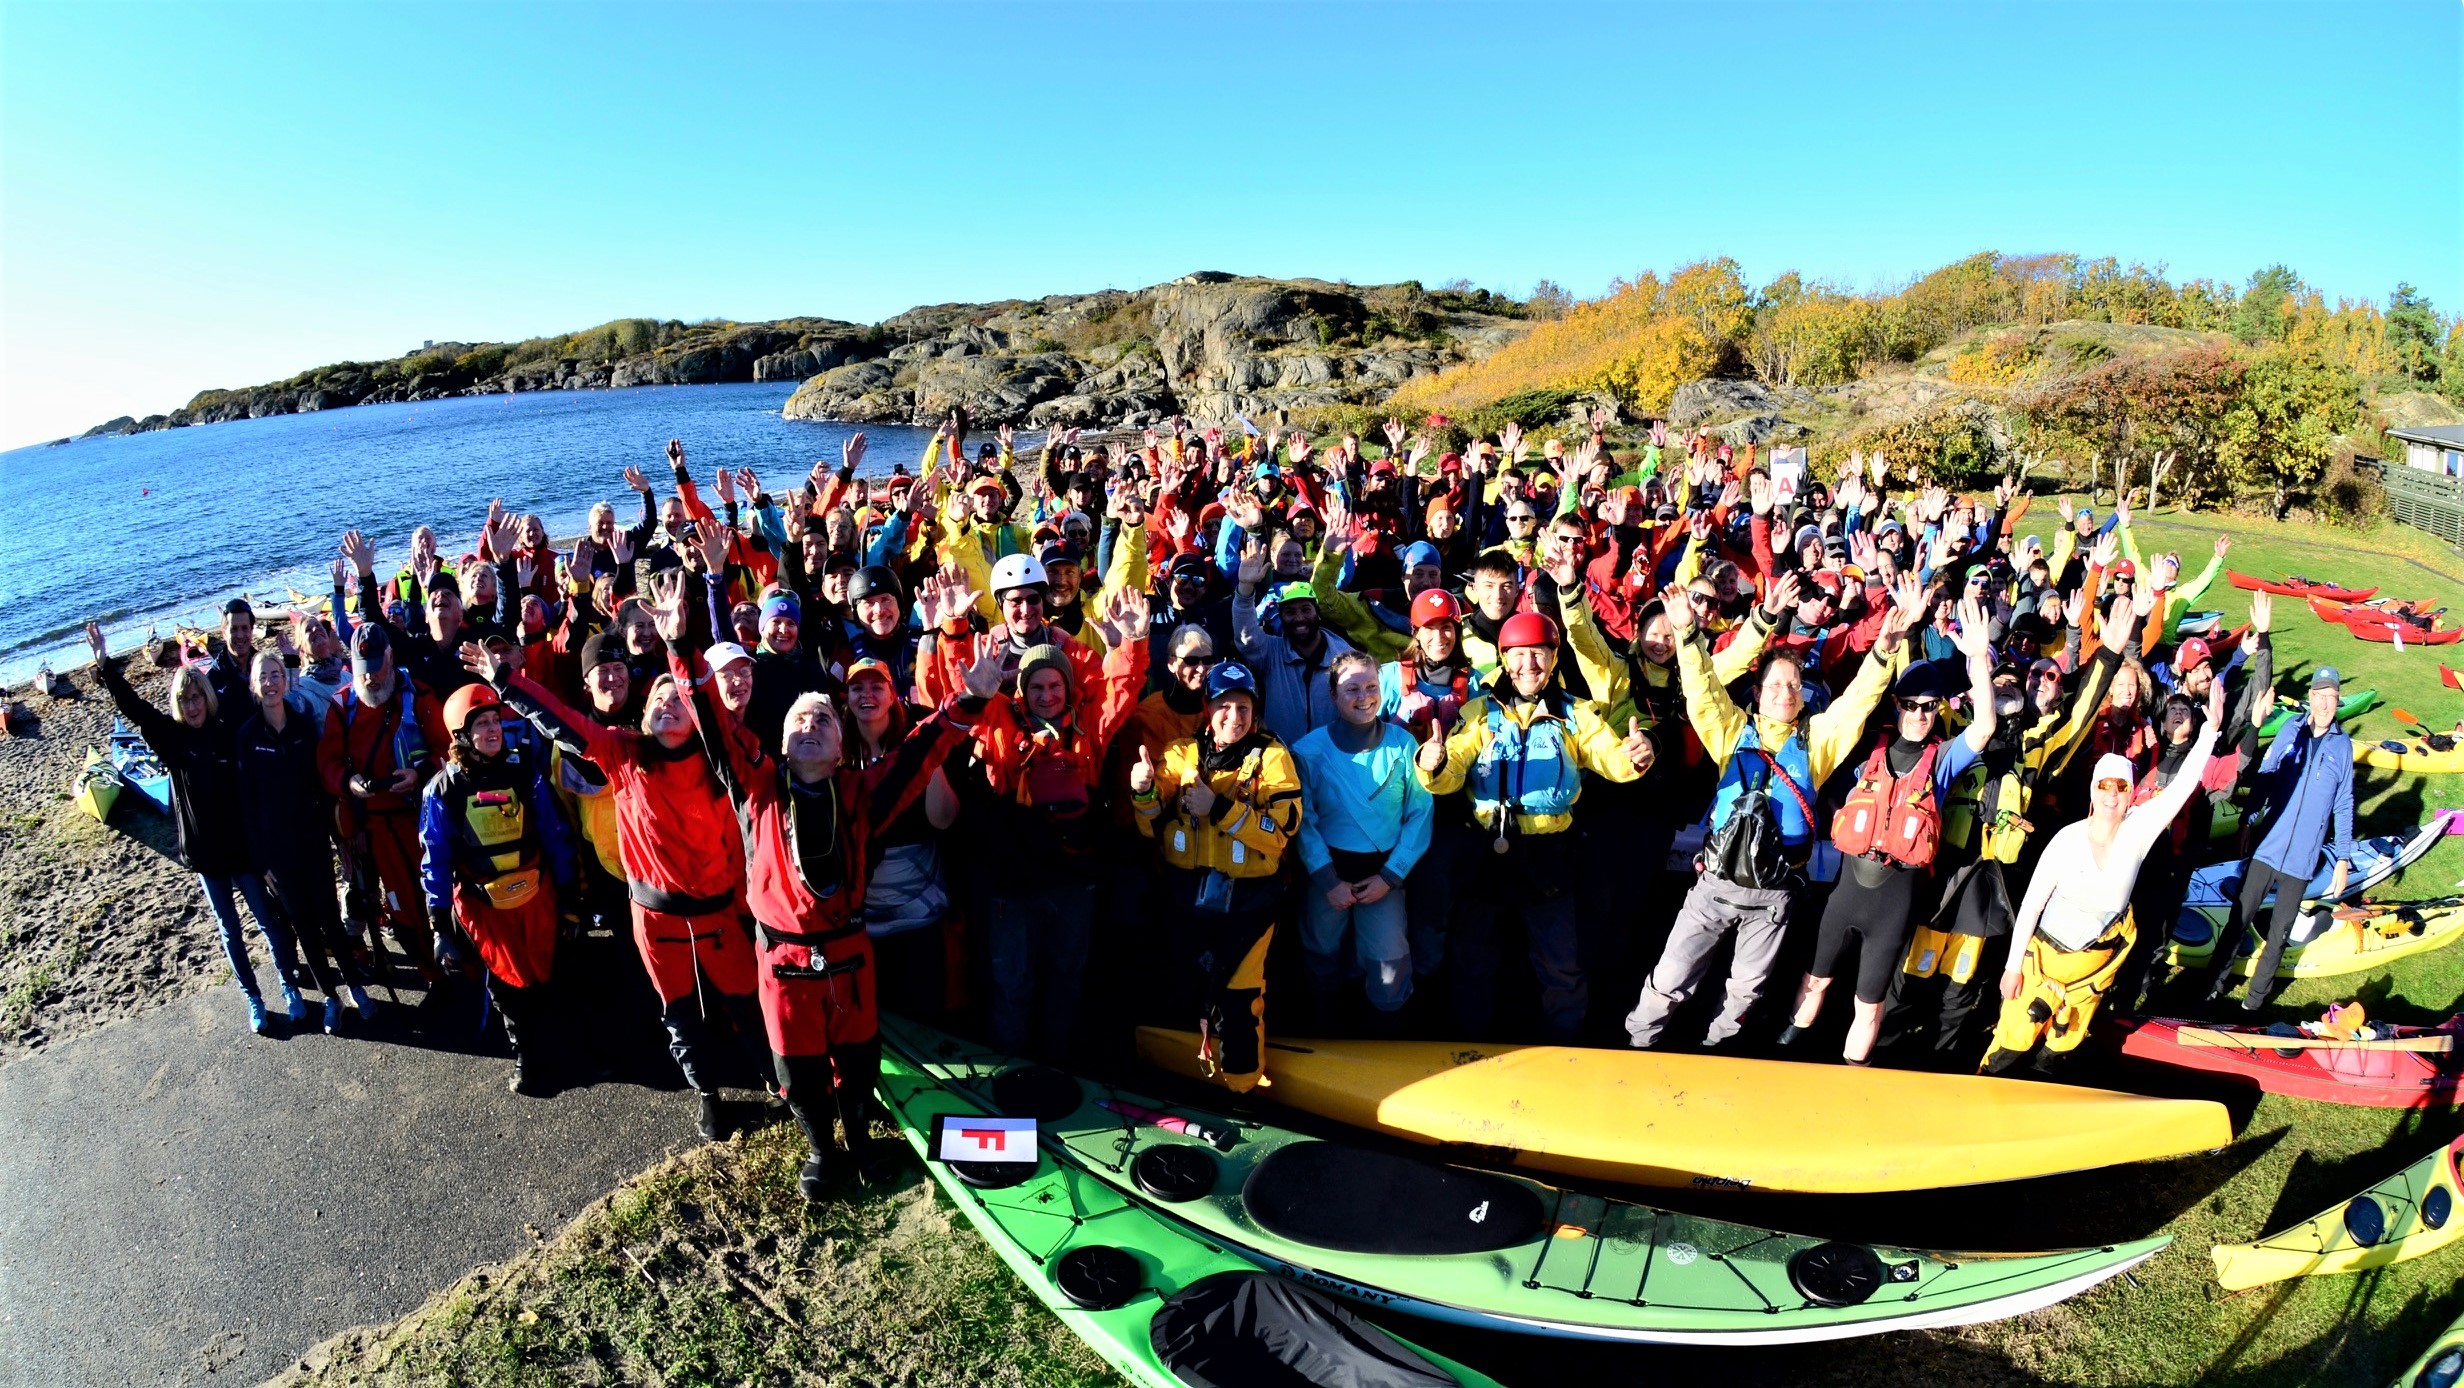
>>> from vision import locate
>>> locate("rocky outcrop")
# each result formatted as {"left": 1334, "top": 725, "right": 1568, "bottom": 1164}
{"left": 782, "top": 273, "right": 1529, "bottom": 431}
{"left": 76, "top": 277, "right": 1535, "bottom": 441}
{"left": 78, "top": 417, "right": 139, "bottom": 439}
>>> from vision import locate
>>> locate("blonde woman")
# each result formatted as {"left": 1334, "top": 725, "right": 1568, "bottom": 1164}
{"left": 87, "top": 622, "right": 304, "bottom": 1036}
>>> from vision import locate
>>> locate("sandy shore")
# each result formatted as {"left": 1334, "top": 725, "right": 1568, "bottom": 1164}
{"left": 0, "top": 660, "right": 250, "bottom": 1061}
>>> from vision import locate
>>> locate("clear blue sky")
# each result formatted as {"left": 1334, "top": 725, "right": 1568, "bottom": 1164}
{"left": 4, "top": 0, "right": 2457, "bottom": 449}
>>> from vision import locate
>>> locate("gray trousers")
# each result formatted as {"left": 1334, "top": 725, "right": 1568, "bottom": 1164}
{"left": 1624, "top": 875, "right": 1794, "bottom": 1048}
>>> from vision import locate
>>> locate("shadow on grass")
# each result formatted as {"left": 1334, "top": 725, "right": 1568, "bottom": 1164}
{"left": 2198, "top": 1274, "right": 2464, "bottom": 1388}
{"left": 2253, "top": 1109, "right": 2464, "bottom": 1233}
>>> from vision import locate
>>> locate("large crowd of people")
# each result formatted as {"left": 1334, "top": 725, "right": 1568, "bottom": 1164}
{"left": 85, "top": 412, "right": 2359, "bottom": 1197}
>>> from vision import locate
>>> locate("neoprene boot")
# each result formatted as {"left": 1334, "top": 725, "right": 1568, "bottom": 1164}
{"left": 786, "top": 1099, "right": 835, "bottom": 1199}
{"left": 833, "top": 1043, "right": 901, "bottom": 1186}
{"left": 1775, "top": 1024, "right": 1812, "bottom": 1047}
{"left": 695, "top": 1090, "right": 726, "bottom": 1142}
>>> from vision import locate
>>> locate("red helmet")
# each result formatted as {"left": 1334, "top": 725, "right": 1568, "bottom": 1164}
{"left": 443, "top": 683, "right": 502, "bottom": 735}
{"left": 1498, "top": 611, "right": 1559, "bottom": 651}
{"left": 1410, "top": 589, "right": 1463, "bottom": 629}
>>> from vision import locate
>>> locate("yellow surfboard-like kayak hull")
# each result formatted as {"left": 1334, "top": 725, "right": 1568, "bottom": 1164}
{"left": 1136, "top": 1030, "right": 2233, "bottom": 1195}
{"left": 2356, "top": 738, "right": 2464, "bottom": 774}
{"left": 2210, "top": 1134, "right": 2464, "bottom": 1291}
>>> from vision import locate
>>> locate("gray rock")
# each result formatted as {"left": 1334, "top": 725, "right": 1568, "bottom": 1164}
{"left": 1667, "top": 378, "right": 1775, "bottom": 430}
{"left": 78, "top": 417, "right": 137, "bottom": 439}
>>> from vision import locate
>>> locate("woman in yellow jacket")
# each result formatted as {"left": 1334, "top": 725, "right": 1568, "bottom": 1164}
{"left": 1130, "top": 660, "right": 1304, "bottom": 1092}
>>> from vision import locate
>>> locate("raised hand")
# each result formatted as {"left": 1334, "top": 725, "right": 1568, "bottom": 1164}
{"left": 458, "top": 638, "right": 510, "bottom": 686}
{"left": 1761, "top": 569, "right": 1804, "bottom": 618}
{"left": 2213, "top": 534, "right": 2231, "bottom": 559}
{"left": 1621, "top": 716, "right": 1656, "bottom": 775}
{"left": 1499, "top": 421, "right": 1524, "bottom": 461}
{"left": 1748, "top": 471, "right": 1773, "bottom": 516}
{"left": 1406, "top": 433, "right": 1432, "bottom": 471}
{"left": 1849, "top": 530, "right": 1880, "bottom": 572}
{"left": 691, "top": 518, "right": 730, "bottom": 574}
{"left": 736, "top": 466, "right": 760, "bottom": 499}
{"left": 714, "top": 468, "right": 737, "bottom": 506}
{"left": 1664, "top": 584, "right": 1699, "bottom": 637}
{"left": 666, "top": 439, "right": 686, "bottom": 471}
{"left": 340, "top": 529, "right": 377, "bottom": 576}
{"left": 624, "top": 464, "right": 651, "bottom": 495}
{"left": 1287, "top": 434, "right": 1313, "bottom": 467}
{"left": 2088, "top": 529, "right": 2119, "bottom": 571}
{"left": 1381, "top": 418, "right": 1406, "bottom": 452}
{"left": 1880, "top": 573, "right": 1926, "bottom": 646}
{"left": 644, "top": 570, "right": 692, "bottom": 644}
{"left": 2061, "top": 586, "right": 2087, "bottom": 630}
{"left": 842, "top": 432, "right": 867, "bottom": 474}
{"left": 1112, "top": 587, "right": 1153, "bottom": 644}
{"left": 1237, "top": 538, "right": 1269, "bottom": 591}
{"left": 516, "top": 554, "right": 537, "bottom": 590}
{"left": 609, "top": 528, "right": 635, "bottom": 567}
{"left": 958, "top": 645, "right": 1005, "bottom": 701}
{"left": 2056, "top": 495, "right": 2074, "bottom": 522}
{"left": 2250, "top": 588, "right": 2273, "bottom": 634}
{"left": 1868, "top": 451, "right": 1888, "bottom": 486}
{"left": 2207, "top": 670, "right": 2229, "bottom": 728}
{"left": 1951, "top": 596, "right": 1993, "bottom": 660}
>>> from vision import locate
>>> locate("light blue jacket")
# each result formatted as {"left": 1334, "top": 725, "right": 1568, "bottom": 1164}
{"left": 1290, "top": 720, "right": 1434, "bottom": 890}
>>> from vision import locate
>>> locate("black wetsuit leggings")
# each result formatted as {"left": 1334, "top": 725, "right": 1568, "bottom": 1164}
{"left": 1807, "top": 863, "right": 1921, "bottom": 1005}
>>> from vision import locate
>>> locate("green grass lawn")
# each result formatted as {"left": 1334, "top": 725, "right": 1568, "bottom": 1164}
{"left": 280, "top": 503, "right": 2464, "bottom": 1388}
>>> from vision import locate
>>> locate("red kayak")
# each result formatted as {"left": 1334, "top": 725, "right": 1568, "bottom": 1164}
{"left": 2229, "top": 570, "right": 2379, "bottom": 603}
{"left": 2114, "top": 1015, "right": 2462, "bottom": 1108}
{"left": 2345, "top": 615, "right": 2464, "bottom": 646}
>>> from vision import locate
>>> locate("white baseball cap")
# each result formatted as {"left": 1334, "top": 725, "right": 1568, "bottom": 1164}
{"left": 705, "top": 641, "right": 755, "bottom": 672}
{"left": 2091, "top": 753, "right": 2135, "bottom": 788}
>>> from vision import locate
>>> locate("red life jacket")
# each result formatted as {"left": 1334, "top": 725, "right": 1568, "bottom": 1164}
{"left": 1831, "top": 739, "right": 1943, "bottom": 870}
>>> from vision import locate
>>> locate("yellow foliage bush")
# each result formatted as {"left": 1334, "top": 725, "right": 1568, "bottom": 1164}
{"left": 1944, "top": 334, "right": 2039, "bottom": 387}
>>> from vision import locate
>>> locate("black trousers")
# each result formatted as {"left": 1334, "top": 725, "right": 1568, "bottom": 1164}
{"left": 2200, "top": 856, "right": 2310, "bottom": 1007}
{"left": 775, "top": 1041, "right": 881, "bottom": 1155}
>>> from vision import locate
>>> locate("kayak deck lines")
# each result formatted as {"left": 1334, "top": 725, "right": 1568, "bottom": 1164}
{"left": 887, "top": 1019, "right": 2165, "bottom": 1345}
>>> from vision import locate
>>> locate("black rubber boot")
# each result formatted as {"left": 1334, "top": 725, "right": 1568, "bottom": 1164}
{"left": 1776, "top": 1023, "right": 1811, "bottom": 1047}
{"left": 832, "top": 1043, "right": 901, "bottom": 1186}
{"left": 695, "top": 1089, "right": 726, "bottom": 1142}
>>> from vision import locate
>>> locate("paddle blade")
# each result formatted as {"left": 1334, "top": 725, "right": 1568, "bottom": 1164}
{"left": 2442, "top": 663, "right": 2463, "bottom": 691}
{"left": 2392, "top": 707, "right": 2424, "bottom": 731}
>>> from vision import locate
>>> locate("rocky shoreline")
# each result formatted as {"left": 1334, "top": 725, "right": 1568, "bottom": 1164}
{"left": 65, "top": 272, "right": 1534, "bottom": 444}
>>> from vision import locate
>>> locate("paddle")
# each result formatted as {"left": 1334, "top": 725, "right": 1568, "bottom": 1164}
{"left": 2173, "top": 1027, "right": 2454, "bottom": 1053}
{"left": 2444, "top": 662, "right": 2463, "bottom": 691}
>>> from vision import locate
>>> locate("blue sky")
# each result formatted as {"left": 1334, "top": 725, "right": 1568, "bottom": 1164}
{"left": 4, "top": 0, "right": 2457, "bottom": 449}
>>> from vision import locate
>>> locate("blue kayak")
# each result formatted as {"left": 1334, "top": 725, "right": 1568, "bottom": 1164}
{"left": 2172, "top": 810, "right": 2459, "bottom": 947}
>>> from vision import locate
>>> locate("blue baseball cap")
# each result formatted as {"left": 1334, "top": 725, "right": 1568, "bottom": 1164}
{"left": 1204, "top": 660, "right": 1258, "bottom": 705}
{"left": 2310, "top": 666, "right": 2341, "bottom": 690}
{"left": 1400, "top": 541, "right": 1441, "bottom": 571}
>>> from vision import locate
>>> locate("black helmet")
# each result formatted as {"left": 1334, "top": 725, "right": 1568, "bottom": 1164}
{"left": 847, "top": 565, "right": 902, "bottom": 604}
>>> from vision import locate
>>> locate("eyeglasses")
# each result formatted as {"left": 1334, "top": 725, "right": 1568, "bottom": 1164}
{"left": 1505, "top": 514, "right": 1538, "bottom": 527}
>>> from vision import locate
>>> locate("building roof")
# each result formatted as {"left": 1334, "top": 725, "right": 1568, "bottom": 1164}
{"left": 2389, "top": 423, "right": 2464, "bottom": 448}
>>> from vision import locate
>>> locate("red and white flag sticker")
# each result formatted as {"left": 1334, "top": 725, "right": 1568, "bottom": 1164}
{"left": 934, "top": 1115, "right": 1037, "bottom": 1163}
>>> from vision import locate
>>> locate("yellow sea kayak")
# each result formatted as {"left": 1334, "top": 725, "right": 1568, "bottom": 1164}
{"left": 2389, "top": 1305, "right": 2463, "bottom": 1388}
{"left": 2210, "top": 1133, "right": 2464, "bottom": 1291}
{"left": 72, "top": 747, "right": 119, "bottom": 823}
{"left": 1136, "top": 1030, "right": 2233, "bottom": 1194}
{"left": 2356, "top": 736, "right": 2464, "bottom": 774}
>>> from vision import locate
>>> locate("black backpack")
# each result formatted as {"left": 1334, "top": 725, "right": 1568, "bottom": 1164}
{"left": 1702, "top": 747, "right": 1815, "bottom": 890}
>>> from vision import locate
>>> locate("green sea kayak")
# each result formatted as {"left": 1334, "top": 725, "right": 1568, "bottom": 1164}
{"left": 2258, "top": 687, "right": 2378, "bottom": 739}
{"left": 2391, "top": 1305, "right": 2463, "bottom": 1387}
{"left": 882, "top": 1017, "right": 2167, "bottom": 1348}
{"left": 876, "top": 1046, "right": 1504, "bottom": 1388}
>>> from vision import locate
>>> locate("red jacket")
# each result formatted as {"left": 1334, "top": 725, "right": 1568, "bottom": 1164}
{"left": 502, "top": 671, "right": 744, "bottom": 910}
{"left": 318, "top": 682, "right": 435, "bottom": 834}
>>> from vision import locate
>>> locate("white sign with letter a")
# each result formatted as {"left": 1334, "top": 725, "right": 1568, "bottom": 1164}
{"left": 1769, "top": 446, "right": 1807, "bottom": 507}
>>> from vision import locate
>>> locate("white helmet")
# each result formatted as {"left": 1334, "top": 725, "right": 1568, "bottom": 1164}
{"left": 989, "top": 553, "right": 1049, "bottom": 595}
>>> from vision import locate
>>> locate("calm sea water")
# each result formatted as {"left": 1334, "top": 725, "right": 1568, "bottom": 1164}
{"left": 0, "top": 383, "right": 933, "bottom": 682}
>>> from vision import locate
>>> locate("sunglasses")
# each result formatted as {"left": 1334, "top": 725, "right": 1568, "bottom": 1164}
{"left": 2093, "top": 778, "right": 2131, "bottom": 793}
{"left": 1897, "top": 697, "right": 1943, "bottom": 714}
